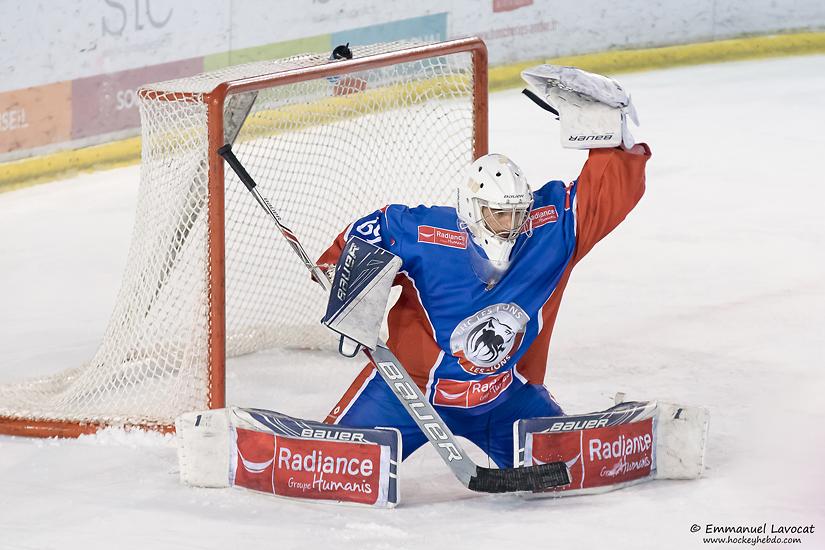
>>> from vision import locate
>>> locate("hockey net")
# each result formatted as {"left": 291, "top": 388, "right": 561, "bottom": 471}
{"left": 0, "top": 38, "right": 487, "bottom": 436}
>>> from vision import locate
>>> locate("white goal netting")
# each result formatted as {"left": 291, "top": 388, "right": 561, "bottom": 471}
{"left": 0, "top": 41, "right": 481, "bottom": 430}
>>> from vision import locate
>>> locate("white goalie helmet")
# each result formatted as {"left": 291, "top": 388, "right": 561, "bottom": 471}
{"left": 456, "top": 153, "right": 534, "bottom": 286}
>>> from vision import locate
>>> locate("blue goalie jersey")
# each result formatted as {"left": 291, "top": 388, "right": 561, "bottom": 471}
{"left": 320, "top": 145, "right": 651, "bottom": 417}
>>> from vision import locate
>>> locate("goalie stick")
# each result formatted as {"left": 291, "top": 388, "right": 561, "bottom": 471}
{"left": 521, "top": 88, "right": 559, "bottom": 117}
{"left": 218, "top": 143, "right": 571, "bottom": 493}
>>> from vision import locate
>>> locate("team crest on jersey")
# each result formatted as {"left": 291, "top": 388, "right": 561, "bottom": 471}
{"left": 449, "top": 303, "right": 529, "bottom": 375}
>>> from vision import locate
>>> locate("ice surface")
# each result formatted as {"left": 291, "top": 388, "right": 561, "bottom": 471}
{"left": 1, "top": 55, "right": 824, "bottom": 549}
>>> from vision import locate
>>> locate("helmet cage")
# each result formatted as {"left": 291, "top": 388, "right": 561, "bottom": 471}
{"left": 467, "top": 196, "right": 534, "bottom": 247}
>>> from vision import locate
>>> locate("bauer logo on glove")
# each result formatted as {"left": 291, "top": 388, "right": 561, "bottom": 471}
{"left": 521, "top": 65, "right": 640, "bottom": 150}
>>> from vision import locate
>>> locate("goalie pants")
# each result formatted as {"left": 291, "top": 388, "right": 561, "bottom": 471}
{"left": 326, "top": 366, "right": 563, "bottom": 468}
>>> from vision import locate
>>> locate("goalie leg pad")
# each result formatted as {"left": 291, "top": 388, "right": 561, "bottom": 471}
{"left": 655, "top": 402, "right": 710, "bottom": 479}
{"left": 176, "top": 408, "right": 232, "bottom": 488}
{"left": 176, "top": 407, "right": 401, "bottom": 507}
{"left": 515, "top": 400, "right": 709, "bottom": 496}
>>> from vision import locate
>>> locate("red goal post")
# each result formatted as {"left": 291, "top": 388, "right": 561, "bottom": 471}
{"left": 0, "top": 37, "right": 488, "bottom": 437}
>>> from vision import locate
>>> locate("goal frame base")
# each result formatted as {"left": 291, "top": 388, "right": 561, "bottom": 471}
{"left": 0, "top": 415, "right": 175, "bottom": 438}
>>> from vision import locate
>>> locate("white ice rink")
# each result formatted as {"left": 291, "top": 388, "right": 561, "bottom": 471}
{"left": 1, "top": 55, "right": 824, "bottom": 549}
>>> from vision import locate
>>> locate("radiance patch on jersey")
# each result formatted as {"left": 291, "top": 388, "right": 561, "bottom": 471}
{"left": 527, "top": 205, "right": 558, "bottom": 229}
{"left": 433, "top": 370, "right": 513, "bottom": 408}
{"left": 417, "top": 225, "right": 467, "bottom": 249}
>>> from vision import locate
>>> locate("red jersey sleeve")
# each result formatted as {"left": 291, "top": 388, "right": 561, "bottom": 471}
{"left": 572, "top": 143, "right": 651, "bottom": 262}
{"left": 316, "top": 227, "right": 348, "bottom": 272}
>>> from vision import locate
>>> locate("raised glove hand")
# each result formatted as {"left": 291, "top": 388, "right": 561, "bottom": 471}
{"left": 522, "top": 65, "right": 639, "bottom": 149}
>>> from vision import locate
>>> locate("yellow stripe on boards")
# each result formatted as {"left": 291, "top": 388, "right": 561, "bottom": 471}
{"left": 488, "top": 31, "right": 825, "bottom": 90}
{"left": 0, "top": 137, "right": 141, "bottom": 193}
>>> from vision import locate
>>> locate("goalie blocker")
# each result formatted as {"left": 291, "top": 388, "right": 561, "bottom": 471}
{"left": 176, "top": 407, "right": 401, "bottom": 508}
{"left": 321, "top": 234, "right": 402, "bottom": 354}
{"left": 515, "top": 399, "right": 709, "bottom": 496}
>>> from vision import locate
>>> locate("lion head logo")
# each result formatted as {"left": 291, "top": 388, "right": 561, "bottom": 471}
{"left": 466, "top": 318, "right": 516, "bottom": 364}
{"left": 450, "top": 303, "right": 529, "bottom": 374}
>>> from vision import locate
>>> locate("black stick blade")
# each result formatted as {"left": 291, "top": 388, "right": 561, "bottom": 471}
{"left": 468, "top": 462, "right": 570, "bottom": 493}
{"left": 521, "top": 88, "right": 560, "bottom": 117}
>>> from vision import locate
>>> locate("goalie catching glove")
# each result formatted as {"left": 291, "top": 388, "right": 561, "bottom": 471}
{"left": 522, "top": 65, "right": 639, "bottom": 149}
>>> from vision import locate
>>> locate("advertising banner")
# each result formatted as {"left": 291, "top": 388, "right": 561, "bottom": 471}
{"left": 1, "top": 1, "right": 228, "bottom": 93}
{"left": 3, "top": 0, "right": 824, "bottom": 162}
{"left": 0, "top": 82, "right": 71, "bottom": 154}
{"left": 71, "top": 58, "right": 202, "bottom": 140}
